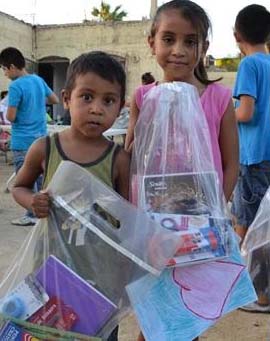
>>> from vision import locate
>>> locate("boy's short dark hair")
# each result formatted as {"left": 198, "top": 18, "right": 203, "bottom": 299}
{"left": 235, "top": 5, "right": 270, "bottom": 45}
{"left": 0, "top": 47, "right": 26, "bottom": 69}
{"left": 65, "top": 51, "right": 126, "bottom": 104}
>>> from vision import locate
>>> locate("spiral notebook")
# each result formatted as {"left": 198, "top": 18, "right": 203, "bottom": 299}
{"left": 36, "top": 255, "right": 117, "bottom": 335}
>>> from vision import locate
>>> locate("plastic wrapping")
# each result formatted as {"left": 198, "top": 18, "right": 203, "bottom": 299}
{"left": 127, "top": 82, "right": 257, "bottom": 340}
{"left": 241, "top": 187, "right": 270, "bottom": 301}
{"left": 0, "top": 161, "right": 181, "bottom": 340}
{"left": 132, "top": 82, "right": 229, "bottom": 266}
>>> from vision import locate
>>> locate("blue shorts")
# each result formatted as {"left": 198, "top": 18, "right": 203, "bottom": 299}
{"left": 13, "top": 149, "right": 28, "bottom": 174}
{"left": 13, "top": 150, "right": 43, "bottom": 191}
{"left": 231, "top": 161, "right": 270, "bottom": 228}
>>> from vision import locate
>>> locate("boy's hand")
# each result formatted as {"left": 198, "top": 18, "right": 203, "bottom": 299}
{"left": 31, "top": 191, "right": 50, "bottom": 218}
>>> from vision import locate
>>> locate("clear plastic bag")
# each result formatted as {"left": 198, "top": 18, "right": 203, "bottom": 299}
{"left": 131, "top": 82, "right": 230, "bottom": 266}
{"left": 0, "top": 161, "right": 181, "bottom": 340}
{"left": 241, "top": 187, "right": 270, "bottom": 302}
{"left": 127, "top": 82, "right": 256, "bottom": 340}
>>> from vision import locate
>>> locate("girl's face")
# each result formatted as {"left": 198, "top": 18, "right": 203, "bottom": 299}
{"left": 63, "top": 72, "right": 122, "bottom": 138}
{"left": 148, "top": 9, "right": 208, "bottom": 84}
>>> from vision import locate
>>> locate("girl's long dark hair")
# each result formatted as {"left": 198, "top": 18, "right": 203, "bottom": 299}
{"left": 150, "top": 0, "right": 221, "bottom": 85}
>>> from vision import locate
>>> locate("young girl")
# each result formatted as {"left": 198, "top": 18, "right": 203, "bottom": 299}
{"left": 125, "top": 0, "right": 239, "bottom": 203}
{"left": 11, "top": 51, "right": 130, "bottom": 341}
{"left": 124, "top": 1, "right": 239, "bottom": 340}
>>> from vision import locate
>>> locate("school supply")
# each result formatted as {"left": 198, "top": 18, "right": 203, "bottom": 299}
{"left": 35, "top": 255, "right": 117, "bottom": 335}
{"left": 28, "top": 296, "right": 78, "bottom": 331}
{"left": 0, "top": 321, "right": 39, "bottom": 340}
{"left": 0, "top": 275, "right": 49, "bottom": 320}
{"left": 143, "top": 172, "right": 228, "bottom": 265}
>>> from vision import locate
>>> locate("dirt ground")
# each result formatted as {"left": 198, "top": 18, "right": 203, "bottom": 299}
{"left": 0, "top": 155, "right": 269, "bottom": 341}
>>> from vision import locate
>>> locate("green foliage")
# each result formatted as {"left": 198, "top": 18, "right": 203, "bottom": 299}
{"left": 215, "top": 57, "right": 241, "bottom": 71}
{"left": 91, "top": 1, "right": 127, "bottom": 21}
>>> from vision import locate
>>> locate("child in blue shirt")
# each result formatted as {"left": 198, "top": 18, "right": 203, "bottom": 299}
{"left": 0, "top": 47, "right": 59, "bottom": 226}
{"left": 232, "top": 4, "right": 270, "bottom": 312}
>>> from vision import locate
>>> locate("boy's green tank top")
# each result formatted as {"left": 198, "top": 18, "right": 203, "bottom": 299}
{"left": 43, "top": 133, "right": 120, "bottom": 189}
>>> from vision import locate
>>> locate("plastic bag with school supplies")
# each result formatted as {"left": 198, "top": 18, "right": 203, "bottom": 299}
{"left": 0, "top": 160, "right": 181, "bottom": 340}
{"left": 131, "top": 81, "right": 230, "bottom": 266}
{"left": 128, "top": 82, "right": 256, "bottom": 340}
{"left": 241, "top": 187, "right": 270, "bottom": 304}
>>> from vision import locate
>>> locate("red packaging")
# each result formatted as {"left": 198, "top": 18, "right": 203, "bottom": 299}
{"left": 28, "top": 296, "right": 78, "bottom": 331}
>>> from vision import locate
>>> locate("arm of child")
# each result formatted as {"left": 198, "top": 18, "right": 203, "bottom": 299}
{"left": 235, "top": 95, "right": 255, "bottom": 122}
{"left": 113, "top": 148, "right": 131, "bottom": 200}
{"left": 12, "top": 137, "right": 49, "bottom": 218}
{"left": 124, "top": 93, "right": 140, "bottom": 153}
{"left": 6, "top": 106, "right": 17, "bottom": 122}
{"left": 219, "top": 99, "right": 239, "bottom": 202}
{"left": 47, "top": 92, "right": 59, "bottom": 105}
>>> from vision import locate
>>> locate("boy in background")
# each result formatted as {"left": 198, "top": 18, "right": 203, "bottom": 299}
{"left": 0, "top": 47, "right": 59, "bottom": 226}
{"left": 232, "top": 4, "right": 270, "bottom": 312}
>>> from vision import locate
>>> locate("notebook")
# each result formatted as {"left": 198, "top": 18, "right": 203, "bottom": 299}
{"left": 35, "top": 255, "right": 117, "bottom": 335}
{"left": 0, "top": 321, "right": 39, "bottom": 340}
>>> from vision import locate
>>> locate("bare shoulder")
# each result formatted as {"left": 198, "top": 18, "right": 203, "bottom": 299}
{"left": 28, "top": 136, "right": 47, "bottom": 158}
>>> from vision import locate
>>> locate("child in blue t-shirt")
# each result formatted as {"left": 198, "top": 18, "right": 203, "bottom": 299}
{"left": 0, "top": 47, "right": 59, "bottom": 226}
{"left": 232, "top": 4, "right": 270, "bottom": 312}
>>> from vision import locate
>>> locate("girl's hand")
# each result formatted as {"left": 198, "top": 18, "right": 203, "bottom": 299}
{"left": 31, "top": 191, "right": 50, "bottom": 218}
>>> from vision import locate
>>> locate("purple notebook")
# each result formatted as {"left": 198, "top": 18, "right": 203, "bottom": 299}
{"left": 36, "top": 255, "right": 117, "bottom": 335}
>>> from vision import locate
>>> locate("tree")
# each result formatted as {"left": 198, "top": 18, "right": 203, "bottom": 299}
{"left": 91, "top": 1, "right": 127, "bottom": 21}
{"left": 215, "top": 57, "right": 241, "bottom": 72}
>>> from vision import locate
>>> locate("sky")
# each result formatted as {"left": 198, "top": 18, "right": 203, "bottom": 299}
{"left": 0, "top": 0, "right": 269, "bottom": 58}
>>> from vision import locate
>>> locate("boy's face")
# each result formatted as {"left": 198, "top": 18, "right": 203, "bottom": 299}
{"left": 63, "top": 72, "right": 122, "bottom": 138}
{"left": 1, "top": 64, "right": 19, "bottom": 80}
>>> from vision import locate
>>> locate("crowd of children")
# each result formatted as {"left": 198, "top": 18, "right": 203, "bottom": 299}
{"left": 0, "top": 0, "right": 270, "bottom": 340}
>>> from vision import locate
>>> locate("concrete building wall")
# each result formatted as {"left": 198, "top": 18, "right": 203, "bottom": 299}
{"left": 34, "top": 20, "right": 163, "bottom": 98}
{"left": 0, "top": 12, "right": 33, "bottom": 91}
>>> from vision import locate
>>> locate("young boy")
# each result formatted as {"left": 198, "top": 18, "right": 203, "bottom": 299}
{"left": 232, "top": 4, "right": 270, "bottom": 312}
{"left": 12, "top": 51, "right": 130, "bottom": 340}
{"left": 0, "top": 47, "right": 59, "bottom": 226}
